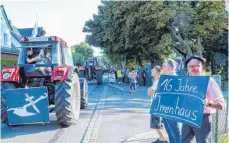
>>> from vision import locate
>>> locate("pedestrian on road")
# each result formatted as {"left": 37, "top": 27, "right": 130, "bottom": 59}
{"left": 148, "top": 66, "right": 168, "bottom": 143}
{"left": 117, "top": 68, "right": 123, "bottom": 86}
{"left": 128, "top": 68, "right": 138, "bottom": 94}
{"left": 182, "top": 56, "right": 225, "bottom": 143}
{"left": 161, "top": 59, "right": 182, "bottom": 143}
{"left": 142, "top": 69, "right": 146, "bottom": 86}
{"left": 125, "top": 69, "right": 130, "bottom": 84}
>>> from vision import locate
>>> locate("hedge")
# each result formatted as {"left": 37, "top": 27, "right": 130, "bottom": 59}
{"left": 1, "top": 59, "right": 18, "bottom": 67}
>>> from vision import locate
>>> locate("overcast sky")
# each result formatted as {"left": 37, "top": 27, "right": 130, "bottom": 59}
{"left": 2, "top": 0, "right": 102, "bottom": 56}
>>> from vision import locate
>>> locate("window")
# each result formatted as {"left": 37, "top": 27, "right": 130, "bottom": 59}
{"left": 52, "top": 44, "right": 61, "bottom": 65}
{"left": 63, "top": 47, "right": 74, "bottom": 66}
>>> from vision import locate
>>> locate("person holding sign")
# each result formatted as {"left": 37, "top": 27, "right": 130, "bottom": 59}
{"left": 182, "top": 56, "right": 225, "bottom": 143}
{"left": 161, "top": 59, "right": 182, "bottom": 143}
{"left": 148, "top": 66, "right": 168, "bottom": 143}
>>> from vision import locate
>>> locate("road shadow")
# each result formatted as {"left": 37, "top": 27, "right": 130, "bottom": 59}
{"left": 1, "top": 118, "right": 61, "bottom": 139}
{"left": 99, "top": 85, "right": 151, "bottom": 115}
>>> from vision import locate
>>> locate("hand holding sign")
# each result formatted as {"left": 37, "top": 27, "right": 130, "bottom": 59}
{"left": 150, "top": 75, "right": 210, "bottom": 128}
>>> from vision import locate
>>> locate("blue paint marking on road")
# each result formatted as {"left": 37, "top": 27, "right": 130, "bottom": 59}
{"left": 150, "top": 75, "right": 210, "bottom": 128}
{"left": 4, "top": 87, "right": 50, "bottom": 125}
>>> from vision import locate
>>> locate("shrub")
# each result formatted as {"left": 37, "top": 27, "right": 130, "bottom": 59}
{"left": 1, "top": 59, "right": 18, "bottom": 67}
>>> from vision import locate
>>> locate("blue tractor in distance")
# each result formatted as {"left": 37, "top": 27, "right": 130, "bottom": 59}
{"left": 1, "top": 36, "right": 88, "bottom": 126}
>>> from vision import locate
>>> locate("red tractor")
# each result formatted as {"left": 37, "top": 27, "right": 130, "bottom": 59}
{"left": 79, "top": 58, "right": 103, "bottom": 85}
{"left": 1, "top": 36, "right": 88, "bottom": 126}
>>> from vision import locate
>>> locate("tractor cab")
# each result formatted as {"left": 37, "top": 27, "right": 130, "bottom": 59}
{"left": 1, "top": 36, "right": 86, "bottom": 127}
{"left": 79, "top": 57, "right": 103, "bottom": 84}
{"left": 17, "top": 36, "right": 73, "bottom": 77}
{"left": 84, "top": 58, "right": 100, "bottom": 68}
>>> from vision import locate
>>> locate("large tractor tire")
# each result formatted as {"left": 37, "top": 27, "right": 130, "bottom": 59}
{"left": 55, "top": 73, "right": 81, "bottom": 126}
{"left": 1, "top": 83, "right": 15, "bottom": 123}
{"left": 88, "top": 68, "right": 92, "bottom": 80}
{"left": 80, "top": 79, "right": 88, "bottom": 109}
{"left": 96, "top": 70, "right": 103, "bottom": 85}
{"left": 79, "top": 70, "right": 84, "bottom": 78}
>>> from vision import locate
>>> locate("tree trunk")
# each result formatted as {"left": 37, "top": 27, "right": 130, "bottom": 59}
{"left": 168, "top": 25, "right": 193, "bottom": 58}
{"left": 137, "top": 56, "right": 143, "bottom": 67}
{"left": 195, "top": 36, "right": 203, "bottom": 57}
{"left": 122, "top": 54, "right": 127, "bottom": 73}
{"left": 211, "top": 52, "right": 217, "bottom": 74}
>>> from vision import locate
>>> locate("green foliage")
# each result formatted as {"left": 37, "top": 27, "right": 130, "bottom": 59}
{"left": 126, "top": 60, "right": 138, "bottom": 70}
{"left": 71, "top": 42, "right": 94, "bottom": 66}
{"left": 73, "top": 42, "right": 94, "bottom": 60}
{"left": 72, "top": 53, "right": 84, "bottom": 66}
{"left": 100, "top": 55, "right": 111, "bottom": 66}
{"left": 83, "top": 1, "right": 176, "bottom": 65}
{"left": 83, "top": 1, "right": 227, "bottom": 70}
{"left": 1, "top": 59, "right": 18, "bottom": 66}
{"left": 187, "top": 1, "right": 226, "bottom": 41}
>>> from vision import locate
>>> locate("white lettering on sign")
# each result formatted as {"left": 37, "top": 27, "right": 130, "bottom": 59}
{"left": 154, "top": 96, "right": 198, "bottom": 121}
{"left": 161, "top": 79, "right": 173, "bottom": 91}
{"left": 28, "top": 37, "right": 49, "bottom": 42}
{"left": 160, "top": 78, "right": 198, "bottom": 93}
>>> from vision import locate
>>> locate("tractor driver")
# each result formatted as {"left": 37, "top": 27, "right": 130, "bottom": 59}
{"left": 26, "top": 48, "right": 48, "bottom": 75}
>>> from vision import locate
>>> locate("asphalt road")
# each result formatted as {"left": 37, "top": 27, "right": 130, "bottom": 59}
{"left": 1, "top": 76, "right": 155, "bottom": 143}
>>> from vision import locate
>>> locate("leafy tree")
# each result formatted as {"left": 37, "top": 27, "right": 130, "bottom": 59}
{"left": 73, "top": 42, "right": 94, "bottom": 60}
{"left": 83, "top": 1, "right": 227, "bottom": 73}
{"left": 72, "top": 53, "right": 84, "bottom": 66}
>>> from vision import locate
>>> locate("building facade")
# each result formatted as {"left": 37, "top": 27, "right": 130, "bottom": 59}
{"left": 0, "top": 5, "right": 20, "bottom": 60}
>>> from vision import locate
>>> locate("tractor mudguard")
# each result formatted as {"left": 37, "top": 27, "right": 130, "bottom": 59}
{"left": 3, "top": 87, "right": 50, "bottom": 125}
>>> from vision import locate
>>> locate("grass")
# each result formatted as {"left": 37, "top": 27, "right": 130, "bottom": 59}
{"left": 218, "top": 134, "right": 229, "bottom": 143}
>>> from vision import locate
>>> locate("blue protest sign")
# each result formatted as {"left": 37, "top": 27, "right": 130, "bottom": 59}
{"left": 150, "top": 75, "right": 210, "bottom": 128}
{"left": 4, "top": 87, "right": 50, "bottom": 125}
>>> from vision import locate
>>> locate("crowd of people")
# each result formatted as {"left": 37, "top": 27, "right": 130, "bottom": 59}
{"left": 108, "top": 67, "right": 139, "bottom": 94}
{"left": 147, "top": 56, "right": 225, "bottom": 143}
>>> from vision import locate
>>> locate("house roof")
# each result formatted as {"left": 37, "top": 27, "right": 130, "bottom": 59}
{"left": 18, "top": 27, "right": 43, "bottom": 37}
{"left": 0, "top": 5, "right": 12, "bottom": 31}
{"left": 0, "top": 5, "right": 19, "bottom": 55}
{"left": 0, "top": 46, "right": 19, "bottom": 55}
{"left": 0, "top": 5, "right": 44, "bottom": 56}
{"left": 11, "top": 25, "right": 21, "bottom": 41}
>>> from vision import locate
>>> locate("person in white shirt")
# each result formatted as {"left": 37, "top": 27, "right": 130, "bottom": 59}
{"left": 161, "top": 59, "right": 182, "bottom": 143}
{"left": 148, "top": 66, "right": 168, "bottom": 143}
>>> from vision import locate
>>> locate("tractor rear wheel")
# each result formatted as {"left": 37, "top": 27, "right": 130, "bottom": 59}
{"left": 96, "top": 70, "right": 103, "bottom": 85}
{"left": 80, "top": 79, "right": 88, "bottom": 109}
{"left": 88, "top": 68, "right": 92, "bottom": 80}
{"left": 1, "top": 83, "right": 15, "bottom": 123}
{"left": 55, "top": 73, "right": 81, "bottom": 126}
{"left": 79, "top": 71, "right": 84, "bottom": 78}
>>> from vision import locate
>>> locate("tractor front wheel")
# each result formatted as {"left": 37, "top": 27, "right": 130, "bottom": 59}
{"left": 80, "top": 79, "right": 88, "bottom": 109}
{"left": 96, "top": 70, "right": 103, "bottom": 85}
{"left": 1, "top": 83, "right": 15, "bottom": 123}
{"left": 55, "top": 73, "right": 81, "bottom": 126}
{"left": 79, "top": 70, "right": 84, "bottom": 78}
